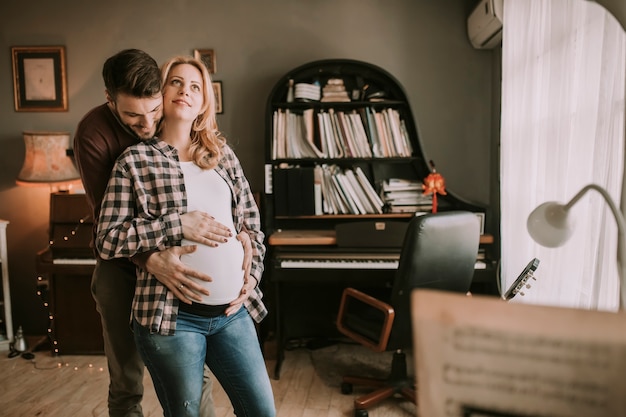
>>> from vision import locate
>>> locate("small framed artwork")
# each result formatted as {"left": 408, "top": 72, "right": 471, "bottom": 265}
{"left": 212, "top": 81, "right": 223, "bottom": 114}
{"left": 194, "top": 48, "right": 216, "bottom": 74}
{"left": 11, "top": 46, "right": 68, "bottom": 112}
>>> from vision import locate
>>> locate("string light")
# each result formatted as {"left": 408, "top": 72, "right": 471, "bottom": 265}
{"left": 28, "top": 359, "right": 105, "bottom": 372}
{"left": 48, "top": 215, "right": 91, "bottom": 247}
{"left": 29, "top": 211, "right": 104, "bottom": 374}
{"left": 37, "top": 212, "right": 92, "bottom": 356}
{"left": 35, "top": 275, "right": 59, "bottom": 355}
{"left": 24, "top": 282, "right": 105, "bottom": 373}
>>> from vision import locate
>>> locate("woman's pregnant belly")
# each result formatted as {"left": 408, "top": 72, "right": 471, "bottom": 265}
{"left": 180, "top": 237, "right": 245, "bottom": 304}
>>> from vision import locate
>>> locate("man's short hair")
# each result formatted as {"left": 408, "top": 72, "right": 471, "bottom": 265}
{"left": 102, "top": 49, "right": 161, "bottom": 100}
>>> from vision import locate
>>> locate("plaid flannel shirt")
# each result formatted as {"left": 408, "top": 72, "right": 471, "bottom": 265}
{"left": 96, "top": 138, "right": 267, "bottom": 335}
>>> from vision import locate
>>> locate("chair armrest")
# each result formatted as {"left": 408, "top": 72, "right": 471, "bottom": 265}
{"left": 336, "top": 287, "right": 395, "bottom": 352}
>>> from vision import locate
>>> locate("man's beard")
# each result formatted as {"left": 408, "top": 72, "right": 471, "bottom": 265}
{"left": 124, "top": 118, "right": 162, "bottom": 140}
{"left": 132, "top": 127, "right": 156, "bottom": 140}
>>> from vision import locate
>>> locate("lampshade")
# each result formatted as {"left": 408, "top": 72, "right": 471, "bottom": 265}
{"left": 16, "top": 131, "right": 81, "bottom": 187}
{"left": 526, "top": 201, "right": 575, "bottom": 248}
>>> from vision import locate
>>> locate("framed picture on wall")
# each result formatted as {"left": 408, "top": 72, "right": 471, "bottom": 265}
{"left": 11, "top": 46, "right": 68, "bottom": 112}
{"left": 194, "top": 48, "right": 216, "bottom": 73}
{"left": 212, "top": 81, "right": 223, "bottom": 114}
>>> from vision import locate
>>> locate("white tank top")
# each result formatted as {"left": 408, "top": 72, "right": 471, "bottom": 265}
{"left": 179, "top": 162, "right": 244, "bottom": 304}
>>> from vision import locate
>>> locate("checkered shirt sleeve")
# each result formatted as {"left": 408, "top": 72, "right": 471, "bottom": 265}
{"left": 96, "top": 140, "right": 185, "bottom": 259}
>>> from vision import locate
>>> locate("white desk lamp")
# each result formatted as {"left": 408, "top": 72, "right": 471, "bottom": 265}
{"left": 526, "top": 183, "right": 626, "bottom": 310}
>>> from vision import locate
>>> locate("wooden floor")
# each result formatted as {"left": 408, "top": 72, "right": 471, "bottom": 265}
{"left": 0, "top": 345, "right": 416, "bottom": 417}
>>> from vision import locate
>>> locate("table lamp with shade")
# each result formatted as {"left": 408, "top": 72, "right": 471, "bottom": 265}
{"left": 526, "top": 183, "right": 626, "bottom": 310}
{"left": 13, "top": 131, "right": 84, "bottom": 356}
{"left": 16, "top": 131, "right": 82, "bottom": 191}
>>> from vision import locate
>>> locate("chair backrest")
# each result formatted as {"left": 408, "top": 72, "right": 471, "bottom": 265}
{"left": 387, "top": 211, "right": 480, "bottom": 348}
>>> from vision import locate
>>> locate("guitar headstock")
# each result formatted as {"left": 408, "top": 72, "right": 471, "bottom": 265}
{"left": 502, "top": 258, "right": 540, "bottom": 301}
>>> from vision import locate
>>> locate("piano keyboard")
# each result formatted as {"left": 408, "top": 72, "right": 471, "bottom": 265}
{"left": 277, "top": 252, "right": 400, "bottom": 270}
{"left": 53, "top": 258, "right": 97, "bottom": 265}
{"left": 277, "top": 253, "right": 486, "bottom": 270}
{"left": 280, "top": 259, "right": 399, "bottom": 270}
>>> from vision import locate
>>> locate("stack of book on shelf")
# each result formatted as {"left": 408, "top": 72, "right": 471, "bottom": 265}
{"left": 294, "top": 82, "right": 321, "bottom": 101}
{"left": 475, "top": 248, "right": 487, "bottom": 269}
{"left": 271, "top": 107, "right": 413, "bottom": 160}
{"left": 381, "top": 178, "right": 432, "bottom": 213}
{"left": 321, "top": 78, "right": 351, "bottom": 102}
{"left": 364, "top": 107, "right": 413, "bottom": 158}
{"left": 317, "top": 109, "right": 372, "bottom": 158}
{"left": 317, "top": 164, "right": 384, "bottom": 215}
{"left": 272, "top": 164, "right": 384, "bottom": 216}
{"left": 272, "top": 109, "right": 323, "bottom": 159}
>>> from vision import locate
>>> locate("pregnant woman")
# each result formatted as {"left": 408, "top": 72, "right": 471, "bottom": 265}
{"left": 96, "top": 55, "right": 275, "bottom": 417}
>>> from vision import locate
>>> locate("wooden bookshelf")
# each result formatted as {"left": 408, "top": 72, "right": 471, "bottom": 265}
{"left": 261, "top": 59, "right": 497, "bottom": 379}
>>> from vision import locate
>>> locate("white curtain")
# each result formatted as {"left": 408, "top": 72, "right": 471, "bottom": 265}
{"left": 500, "top": 0, "right": 626, "bottom": 311}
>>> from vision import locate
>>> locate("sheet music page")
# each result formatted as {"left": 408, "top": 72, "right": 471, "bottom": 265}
{"left": 411, "top": 290, "right": 626, "bottom": 417}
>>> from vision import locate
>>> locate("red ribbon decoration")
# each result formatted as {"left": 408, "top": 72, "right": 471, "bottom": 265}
{"left": 422, "top": 160, "right": 447, "bottom": 213}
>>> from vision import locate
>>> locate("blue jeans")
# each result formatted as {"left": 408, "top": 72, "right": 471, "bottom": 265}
{"left": 94, "top": 259, "right": 216, "bottom": 417}
{"left": 133, "top": 307, "right": 275, "bottom": 417}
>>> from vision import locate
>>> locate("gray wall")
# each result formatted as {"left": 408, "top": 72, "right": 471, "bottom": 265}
{"left": 0, "top": 0, "right": 496, "bottom": 334}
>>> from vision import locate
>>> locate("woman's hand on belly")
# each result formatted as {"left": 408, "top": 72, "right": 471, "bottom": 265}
{"left": 181, "top": 210, "right": 233, "bottom": 247}
{"left": 236, "top": 231, "right": 252, "bottom": 282}
{"left": 225, "top": 274, "right": 257, "bottom": 316}
{"left": 223, "top": 231, "right": 253, "bottom": 316}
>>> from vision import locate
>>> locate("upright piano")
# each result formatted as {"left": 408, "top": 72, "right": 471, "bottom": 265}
{"left": 266, "top": 219, "right": 495, "bottom": 379}
{"left": 36, "top": 192, "right": 102, "bottom": 355}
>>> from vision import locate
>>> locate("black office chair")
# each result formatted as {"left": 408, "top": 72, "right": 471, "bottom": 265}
{"left": 336, "top": 211, "right": 480, "bottom": 417}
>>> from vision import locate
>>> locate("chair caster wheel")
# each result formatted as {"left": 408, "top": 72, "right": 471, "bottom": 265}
{"left": 354, "top": 409, "right": 368, "bottom": 417}
{"left": 341, "top": 382, "right": 353, "bottom": 394}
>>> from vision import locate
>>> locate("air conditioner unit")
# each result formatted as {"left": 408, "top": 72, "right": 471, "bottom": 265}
{"left": 467, "top": 0, "right": 503, "bottom": 49}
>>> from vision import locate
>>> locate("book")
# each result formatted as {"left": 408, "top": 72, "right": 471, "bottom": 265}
{"left": 314, "top": 165, "right": 323, "bottom": 215}
{"left": 273, "top": 166, "right": 289, "bottom": 216}
{"left": 320, "top": 164, "right": 343, "bottom": 214}
{"left": 286, "top": 167, "right": 315, "bottom": 215}
{"left": 412, "top": 290, "right": 626, "bottom": 417}
{"left": 335, "top": 171, "right": 367, "bottom": 214}
{"left": 348, "top": 111, "right": 373, "bottom": 158}
{"left": 331, "top": 172, "right": 359, "bottom": 214}
{"left": 372, "top": 109, "right": 392, "bottom": 157}
{"left": 362, "top": 107, "right": 382, "bottom": 157}
{"left": 335, "top": 110, "right": 356, "bottom": 158}
{"left": 272, "top": 110, "right": 286, "bottom": 159}
{"left": 344, "top": 168, "right": 376, "bottom": 213}
{"left": 321, "top": 78, "right": 351, "bottom": 102}
{"left": 353, "top": 167, "right": 384, "bottom": 214}
{"left": 273, "top": 166, "right": 317, "bottom": 216}
{"left": 302, "top": 108, "right": 325, "bottom": 157}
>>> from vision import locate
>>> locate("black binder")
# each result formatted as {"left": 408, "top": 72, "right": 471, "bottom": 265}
{"left": 274, "top": 166, "right": 315, "bottom": 216}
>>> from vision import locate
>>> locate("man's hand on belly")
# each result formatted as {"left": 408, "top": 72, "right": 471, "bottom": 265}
{"left": 144, "top": 246, "right": 213, "bottom": 304}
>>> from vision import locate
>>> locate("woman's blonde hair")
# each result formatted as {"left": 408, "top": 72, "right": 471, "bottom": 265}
{"left": 159, "top": 55, "right": 225, "bottom": 169}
